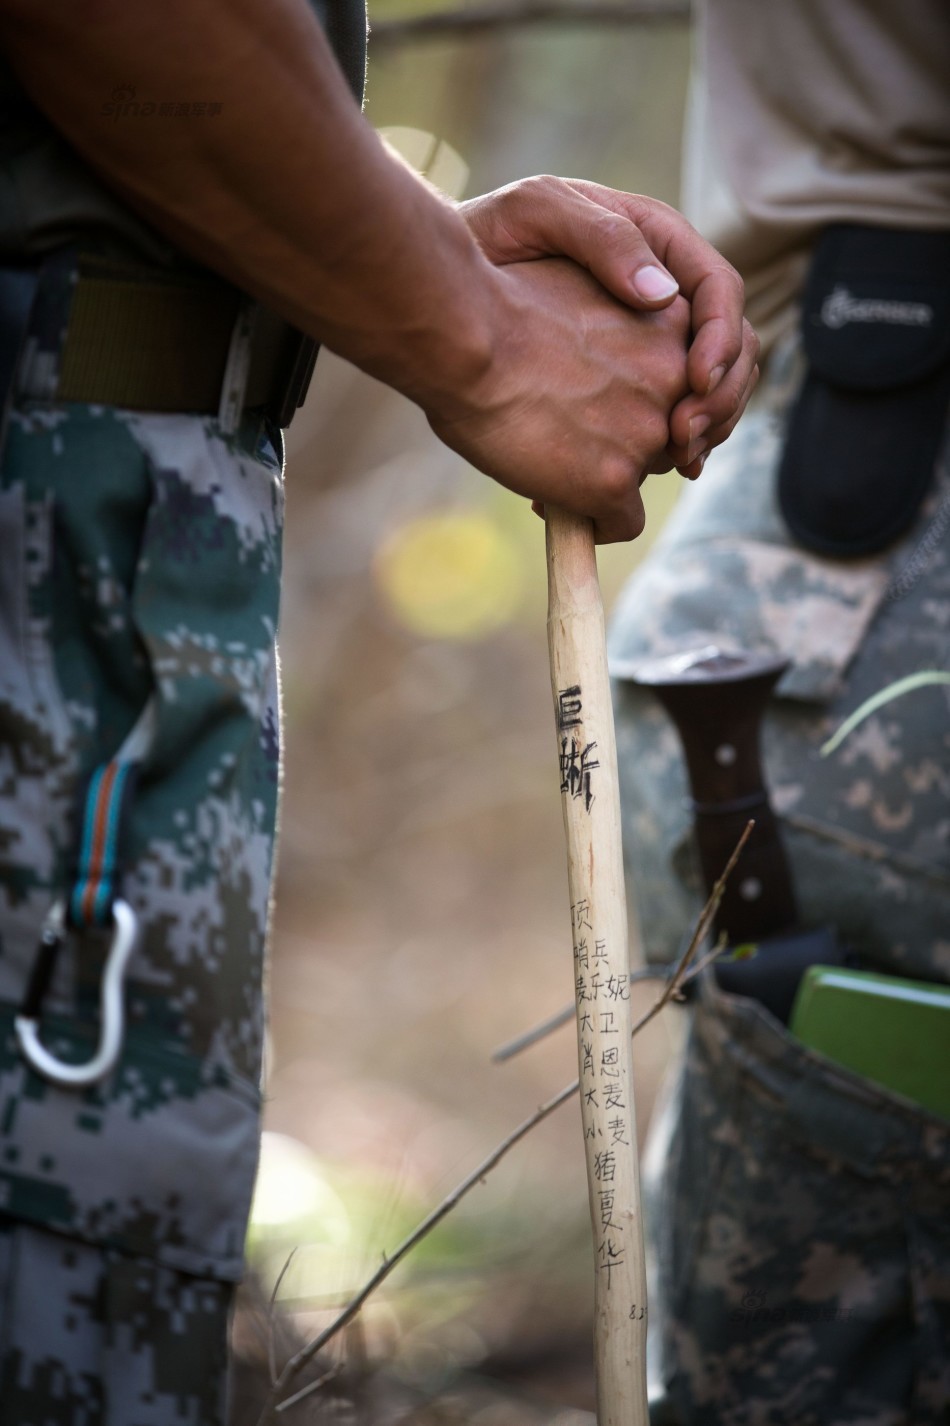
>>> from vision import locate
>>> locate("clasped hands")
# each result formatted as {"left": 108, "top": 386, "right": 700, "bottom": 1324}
{"left": 433, "top": 176, "right": 759, "bottom": 544}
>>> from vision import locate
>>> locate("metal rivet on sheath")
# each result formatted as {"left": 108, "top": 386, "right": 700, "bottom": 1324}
{"left": 714, "top": 743, "right": 737, "bottom": 766}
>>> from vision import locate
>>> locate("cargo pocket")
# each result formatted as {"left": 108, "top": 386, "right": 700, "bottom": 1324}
{"left": 0, "top": 403, "right": 282, "bottom": 1282}
{"left": 0, "top": 404, "right": 153, "bottom": 1014}
{"left": 655, "top": 975, "right": 950, "bottom": 1426}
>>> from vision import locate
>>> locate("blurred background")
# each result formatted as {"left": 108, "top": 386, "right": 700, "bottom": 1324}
{"left": 236, "top": 4, "right": 694, "bottom": 1419}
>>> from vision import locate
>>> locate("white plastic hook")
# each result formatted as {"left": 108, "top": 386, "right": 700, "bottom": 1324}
{"left": 15, "top": 899, "right": 138, "bottom": 1088}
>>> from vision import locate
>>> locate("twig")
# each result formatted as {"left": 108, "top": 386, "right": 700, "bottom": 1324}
{"left": 492, "top": 963, "right": 669, "bottom": 1062}
{"left": 370, "top": 0, "right": 689, "bottom": 44}
{"left": 684, "top": 932, "right": 731, "bottom": 983}
{"left": 268, "top": 1249, "right": 299, "bottom": 1386}
{"left": 241, "top": 1281, "right": 281, "bottom": 1364}
{"left": 260, "top": 821, "right": 753, "bottom": 1417}
{"left": 274, "top": 1366, "right": 340, "bottom": 1417}
{"left": 495, "top": 820, "right": 754, "bottom": 1061}
{"left": 263, "top": 1080, "right": 580, "bottom": 1413}
{"left": 626, "top": 820, "right": 753, "bottom": 1040}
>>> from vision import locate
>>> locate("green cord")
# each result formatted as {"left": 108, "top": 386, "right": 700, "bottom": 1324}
{"left": 820, "top": 671, "right": 950, "bottom": 757}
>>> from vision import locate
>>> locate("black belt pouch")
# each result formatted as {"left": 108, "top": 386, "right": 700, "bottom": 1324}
{"left": 778, "top": 225, "right": 950, "bottom": 558}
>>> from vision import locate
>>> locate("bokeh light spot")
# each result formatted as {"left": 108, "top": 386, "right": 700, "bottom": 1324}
{"left": 375, "top": 510, "right": 524, "bottom": 641}
{"left": 249, "top": 1130, "right": 350, "bottom": 1244}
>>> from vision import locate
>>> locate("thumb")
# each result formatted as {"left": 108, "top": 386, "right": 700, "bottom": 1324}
{"left": 462, "top": 177, "right": 680, "bottom": 310}
{"left": 576, "top": 205, "right": 681, "bottom": 309}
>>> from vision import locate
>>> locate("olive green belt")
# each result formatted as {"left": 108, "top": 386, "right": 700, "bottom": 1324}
{"left": 54, "top": 258, "right": 302, "bottom": 421}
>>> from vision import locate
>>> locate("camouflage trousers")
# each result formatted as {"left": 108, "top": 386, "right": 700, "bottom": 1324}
{"left": 609, "top": 336, "right": 950, "bottom": 1423}
{"left": 0, "top": 1216, "right": 232, "bottom": 1425}
{"left": 645, "top": 976, "right": 950, "bottom": 1426}
{"left": 0, "top": 270, "right": 284, "bottom": 1424}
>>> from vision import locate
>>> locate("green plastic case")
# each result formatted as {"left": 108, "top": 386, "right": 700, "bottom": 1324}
{"left": 789, "top": 966, "right": 950, "bottom": 1121}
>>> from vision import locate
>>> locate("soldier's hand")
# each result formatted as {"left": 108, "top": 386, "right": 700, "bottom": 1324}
{"left": 460, "top": 176, "right": 760, "bottom": 476}
{"left": 427, "top": 256, "right": 691, "bottom": 545}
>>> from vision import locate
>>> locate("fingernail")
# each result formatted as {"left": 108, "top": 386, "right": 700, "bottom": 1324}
{"left": 707, "top": 364, "right": 727, "bottom": 394}
{"left": 686, "top": 416, "right": 711, "bottom": 467}
{"left": 633, "top": 265, "right": 679, "bottom": 301}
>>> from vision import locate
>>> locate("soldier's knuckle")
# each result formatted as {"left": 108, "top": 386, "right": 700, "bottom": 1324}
{"left": 625, "top": 502, "right": 647, "bottom": 539}
{"left": 641, "top": 410, "right": 671, "bottom": 453}
{"left": 745, "top": 319, "right": 761, "bottom": 362}
{"left": 598, "top": 451, "right": 636, "bottom": 501}
{"left": 720, "top": 261, "right": 745, "bottom": 303}
{"left": 588, "top": 208, "right": 637, "bottom": 259}
{"left": 522, "top": 173, "right": 560, "bottom": 207}
{"left": 720, "top": 384, "right": 744, "bottom": 421}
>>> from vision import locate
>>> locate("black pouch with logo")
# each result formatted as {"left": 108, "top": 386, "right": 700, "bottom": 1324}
{"left": 778, "top": 225, "right": 950, "bottom": 558}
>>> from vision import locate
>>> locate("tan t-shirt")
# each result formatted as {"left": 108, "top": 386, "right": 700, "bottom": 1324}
{"left": 684, "top": 0, "right": 950, "bottom": 355}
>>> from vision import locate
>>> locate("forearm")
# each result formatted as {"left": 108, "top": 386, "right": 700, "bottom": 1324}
{"left": 0, "top": 0, "right": 497, "bottom": 416}
{"left": 0, "top": 0, "right": 758, "bottom": 541}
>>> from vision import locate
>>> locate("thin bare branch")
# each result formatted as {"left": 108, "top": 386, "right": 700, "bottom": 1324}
{"left": 492, "top": 963, "right": 669, "bottom": 1062}
{"left": 275, "top": 1366, "right": 340, "bottom": 1416}
{"left": 268, "top": 1249, "right": 299, "bottom": 1386}
{"left": 684, "top": 931, "right": 730, "bottom": 984}
{"left": 261, "top": 821, "right": 753, "bottom": 1417}
{"left": 370, "top": 0, "right": 689, "bottom": 44}
{"left": 242, "top": 1282, "right": 280, "bottom": 1363}
{"left": 495, "top": 820, "right": 754, "bottom": 1061}
{"left": 622, "top": 821, "right": 752, "bottom": 1044}
{"left": 264, "top": 1079, "right": 580, "bottom": 1412}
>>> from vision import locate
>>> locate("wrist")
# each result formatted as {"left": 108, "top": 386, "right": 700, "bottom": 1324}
{"left": 327, "top": 202, "right": 504, "bottom": 426}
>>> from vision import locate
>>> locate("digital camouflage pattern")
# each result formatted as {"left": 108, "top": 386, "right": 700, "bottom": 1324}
{"left": 0, "top": 267, "right": 284, "bottom": 1423}
{"left": 608, "top": 335, "right": 950, "bottom": 1422}
{"left": 0, "top": 1219, "right": 231, "bottom": 1425}
{"left": 649, "top": 975, "right": 950, "bottom": 1426}
{"left": 610, "top": 335, "right": 950, "bottom": 984}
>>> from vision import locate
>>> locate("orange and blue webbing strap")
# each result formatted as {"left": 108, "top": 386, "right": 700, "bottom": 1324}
{"left": 68, "top": 759, "right": 138, "bottom": 930}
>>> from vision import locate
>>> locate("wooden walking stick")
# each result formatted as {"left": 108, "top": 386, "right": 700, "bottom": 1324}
{"left": 546, "top": 506, "right": 649, "bottom": 1426}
